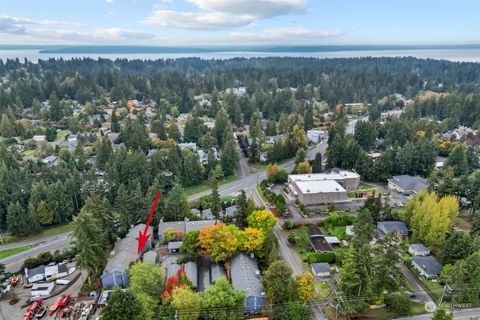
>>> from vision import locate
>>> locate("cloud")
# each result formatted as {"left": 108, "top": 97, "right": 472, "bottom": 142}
{"left": 187, "top": 0, "right": 306, "bottom": 18}
{"left": 142, "top": 10, "right": 253, "bottom": 29}
{"left": 0, "top": 14, "right": 80, "bottom": 34}
{"left": 143, "top": 0, "right": 307, "bottom": 30}
{"left": 230, "top": 27, "right": 345, "bottom": 42}
{"left": 0, "top": 14, "right": 154, "bottom": 43}
{"left": 105, "top": 0, "right": 115, "bottom": 4}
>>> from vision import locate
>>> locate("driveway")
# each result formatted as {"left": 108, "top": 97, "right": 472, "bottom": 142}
{"left": 399, "top": 263, "right": 434, "bottom": 304}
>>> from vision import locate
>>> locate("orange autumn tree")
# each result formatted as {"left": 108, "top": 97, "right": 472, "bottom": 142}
{"left": 198, "top": 223, "right": 264, "bottom": 262}
{"left": 163, "top": 267, "right": 191, "bottom": 300}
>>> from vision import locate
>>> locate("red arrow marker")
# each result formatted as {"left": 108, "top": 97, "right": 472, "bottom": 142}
{"left": 138, "top": 191, "right": 161, "bottom": 254}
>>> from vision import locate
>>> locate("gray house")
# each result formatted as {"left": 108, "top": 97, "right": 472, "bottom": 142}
{"left": 184, "top": 262, "right": 198, "bottom": 289}
{"left": 101, "top": 224, "right": 153, "bottom": 288}
{"left": 412, "top": 256, "right": 443, "bottom": 278}
{"left": 230, "top": 253, "right": 264, "bottom": 314}
{"left": 210, "top": 263, "right": 227, "bottom": 284}
{"left": 408, "top": 244, "right": 430, "bottom": 256}
{"left": 311, "top": 263, "right": 331, "bottom": 278}
{"left": 387, "top": 175, "right": 428, "bottom": 195}
{"left": 158, "top": 218, "right": 216, "bottom": 241}
{"left": 377, "top": 221, "right": 409, "bottom": 238}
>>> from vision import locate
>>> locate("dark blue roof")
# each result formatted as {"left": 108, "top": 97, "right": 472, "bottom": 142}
{"left": 412, "top": 256, "right": 443, "bottom": 276}
{"left": 101, "top": 271, "right": 129, "bottom": 288}
{"left": 245, "top": 296, "right": 264, "bottom": 314}
{"left": 377, "top": 221, "right": 409, "bottom": 235}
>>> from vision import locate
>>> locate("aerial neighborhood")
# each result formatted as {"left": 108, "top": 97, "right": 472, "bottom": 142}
{"left": 0, "top": 57, "right": 479, "bottom": 320}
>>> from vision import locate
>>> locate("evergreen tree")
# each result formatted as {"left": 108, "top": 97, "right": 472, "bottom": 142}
{"left": 221, "top": 131, "right": 239, "bottom": 176}
{"left": 235, "top": 190, "right": 249, "bottom": 228}
{"left": 214, "top": 108, "right": 229, "bottom": 147}
{"left": 209, "top": 174, "right": 222, "bottom": 220}
{"left": 96, "top": 138, "right": 113, "bottom": 170}
{"left": 0, "top": 114, "right": 15, "bottom": 138}
{"left": 312, "top": 152, "right": 322, "bottom": 173}
{"left": 6, "top": 201, "right": 32, "bottom": 236}
{"left": 443, "top": 232, "right": 473, "bottom": 264}
{"left": 352, "top": 209, "right": 375, "bottom": 247}
{"left": 446, "top": 143, "right": 468, "bottom": 176}
{"left": 111, "top": 110, "right": 120, "bottom": 133}
{"left": 165, "top": 184, "right": 189, "bottom": 221}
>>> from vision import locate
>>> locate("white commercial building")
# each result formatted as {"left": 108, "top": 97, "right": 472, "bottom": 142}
{"left": 288, "top": 169, "right": 360, "bottom": 206}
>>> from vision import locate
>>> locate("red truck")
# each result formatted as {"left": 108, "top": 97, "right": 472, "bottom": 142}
{"left": 23, "top": 300, "right": 42, "bottom": 320}
{"left": 48, "top": 295, "right": 70, "bottom": 315}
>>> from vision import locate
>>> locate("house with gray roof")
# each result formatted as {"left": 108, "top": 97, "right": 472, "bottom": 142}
{"left": 409, "top": 244, "right": 430, "bottom": 256}
{"left": 223, "top": 206, "right": 237, "bottom": 218}
{"left": 158, "top": 218, "right": 216, "bottom": 241}
{"left": 184, "top": 262, "right": 198, "bottom": 289}
{"left": 230, "top": 253, "right": 264, "bottom": 314}
{"left": 311, "top": 263, "right": 331, "bottom": 278}
{"left": 25, "top": 265, "right": 46, "bottom": 283}
{"left": 101, "top": 224, "right": 153, "bottom": 288}
{"left": 143, "top": 250, "right": 157, "bottom": 264}
{"left": 412, "top": 256, "right": 443, "bottom": 278}
{"left": 387, "top": 175, "right": 428, "bottom": 195}
{"left": 210, "top": 264, "right": 226, "bottom": 284}
{"left": 377, "top": 221, "right": 409, "bottom": 239}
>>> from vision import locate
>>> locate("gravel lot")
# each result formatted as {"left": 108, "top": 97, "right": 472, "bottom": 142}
{"left": 0, "top": 269, "right": 87, "bottom": 320}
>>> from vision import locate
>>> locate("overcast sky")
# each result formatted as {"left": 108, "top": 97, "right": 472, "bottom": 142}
{"left": 1, "top": 0, "right": 479, "bottom": 46}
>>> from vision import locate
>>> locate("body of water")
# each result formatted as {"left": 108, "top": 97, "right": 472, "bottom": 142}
{"left": 1, "top": 48, "right": 480, "bottom": 62}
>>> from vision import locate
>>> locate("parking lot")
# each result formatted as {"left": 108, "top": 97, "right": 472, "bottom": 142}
{"left": 0, "top": 269, "right": 86, "bottom": 320}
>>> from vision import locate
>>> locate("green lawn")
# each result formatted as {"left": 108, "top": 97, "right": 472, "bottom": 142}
{"left": 261, "top": 143, "right": 273, "bottom": 152}
{"left": 55, "top": 130, "right": 68, "bottom": 140}
{"left": 315, "top": 281, "right": 331, "bottom": 300}
{"left": 184, "top": 175, "right": 237, "bottom": 197}
{"left": 421, "top": 278, "right": 444, "bottom": 300}
{"left": 322, "top": 225, "right": 347, "bottom": 239}
{"left": 0, "top": 244, "right": 32, "bottom": 259}
{"left": 23, "top": 149, "right": 37, "bottom": 156}
{"left": 0, "top": 223, "right": 75, "bottom": 245}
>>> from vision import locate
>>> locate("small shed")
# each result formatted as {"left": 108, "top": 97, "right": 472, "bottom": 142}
{"left": 311, "top": 263, "right": 331, "bottom": 278}
{"left": 408, "top": 244, "right": 430, "bottom": 256}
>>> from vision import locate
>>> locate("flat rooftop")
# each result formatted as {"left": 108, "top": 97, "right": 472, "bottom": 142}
{"left": 289, "top": 170, "right": 360, "bottom": 182}
{"left": 294, "top": 179, "right": 346, "bottom": 194}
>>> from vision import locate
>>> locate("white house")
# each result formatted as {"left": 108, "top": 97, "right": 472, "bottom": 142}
{"left": 408, "top": 244, "right": 430, "bottom": 256}
{"left": 25, "top": 266, "right": 45, "bottom": 283}
{"left": 33, "top": 135, "right": 46, "bottom": 144}
{"left": 307, "top": 129, "right": 325, "bottom": 143}
{"left": 44, "top": 263, "right": 68, "bottom": 280}
{"left": 31, "top": 282, "right": 55, "bottom": 297}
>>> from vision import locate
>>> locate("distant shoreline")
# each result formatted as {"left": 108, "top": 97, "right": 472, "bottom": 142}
{"left": 2, "top": 47, "right": 480, "bottom": 63}
{"left": 1, "top": 44, "right": 480, "bottom": 54}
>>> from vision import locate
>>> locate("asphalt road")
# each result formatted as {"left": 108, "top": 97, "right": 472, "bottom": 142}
{"left": 0, "top": 119, "right": 344, "bottom": 275}
{"left": 0, "top": 232, "right": 72, "bottom": 273}
{"left": 395, "top": 308, "right": 480, "bottom": 320}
